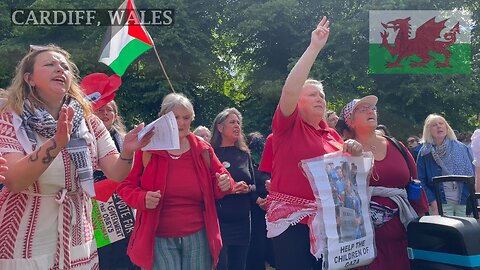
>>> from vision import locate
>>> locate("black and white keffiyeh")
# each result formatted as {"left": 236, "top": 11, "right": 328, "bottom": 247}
{"left": 21, "top": 98, "right": 95, "bottom": 196}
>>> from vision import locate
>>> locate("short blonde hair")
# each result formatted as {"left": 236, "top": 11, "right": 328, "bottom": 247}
{"left": 421, "top": 114, "right": 457, "bottom": 144}
{"left": 301, "top": 79, "right": 326, "bottom": 118}
{"left": 304, "top": 79, "right": 324, "bottom": 91}
{"left": 0, "top": 44, "right": 91, "bottom": 116}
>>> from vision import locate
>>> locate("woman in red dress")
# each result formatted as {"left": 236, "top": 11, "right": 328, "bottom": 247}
{"left": 339, "top": 95, "right": 429, "bottom": 270}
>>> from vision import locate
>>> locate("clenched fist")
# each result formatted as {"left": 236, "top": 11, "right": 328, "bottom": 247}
{"left": 216, "top": 173, "right": 231, "bottom": 192}
{"left": 145, "top": 190, "right": 161, "bottom": 209}
{"left": 233, "top": 181, "right": 250, "bottom": 194}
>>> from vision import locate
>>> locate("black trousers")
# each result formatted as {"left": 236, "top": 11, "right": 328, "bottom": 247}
{"left": 217, "top": 244, "right": 249, "bottom": 270}
{"left": 246, "top": 206, "right": 276, "bottom": 270}
{"left": 272, "top": 224, "right": 322, "bottom": 270}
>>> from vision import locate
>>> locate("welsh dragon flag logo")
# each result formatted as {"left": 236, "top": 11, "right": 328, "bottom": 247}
{"left": 369, "top": 10, "right": 472, "bottom": 74}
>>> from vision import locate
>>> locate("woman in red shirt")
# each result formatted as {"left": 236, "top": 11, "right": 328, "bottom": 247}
{"left": 339, "top": 95, "right": 428, "bottom": 270}
{"left": 117, "top": 93, "right": 235, "bottom": 270}
{"left": 266, "top": 16, "right": 362, "bottom": 270}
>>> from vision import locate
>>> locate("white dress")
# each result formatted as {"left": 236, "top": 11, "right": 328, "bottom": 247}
{"left": 0, "top": 111, "right": 118, "bottom": 270}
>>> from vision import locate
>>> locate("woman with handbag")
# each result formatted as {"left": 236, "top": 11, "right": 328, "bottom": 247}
{"left": 339, "top": 95, "right": 428, "bottom": 270}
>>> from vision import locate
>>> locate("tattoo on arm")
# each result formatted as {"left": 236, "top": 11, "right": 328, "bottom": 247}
{"left": 29, "top": 146, "right": 41, "bottom": 162}
{"left": 42, "top": 139, "right": 58, "bottom": 164}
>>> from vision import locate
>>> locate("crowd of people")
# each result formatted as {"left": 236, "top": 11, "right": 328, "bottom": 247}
{"left": 0, "top": 16, "right": 478, "bottom": 270}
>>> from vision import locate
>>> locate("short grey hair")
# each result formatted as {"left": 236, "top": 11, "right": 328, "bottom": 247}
{"left": 158, "top": 93, "right": 195, "bottom": 120}
{"left": 304, "top": 78, "right": 324, "bottom": 92}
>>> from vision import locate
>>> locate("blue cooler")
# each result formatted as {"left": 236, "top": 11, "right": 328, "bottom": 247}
{"left": 407, "top": 175, "right": 480, "bottom": 270}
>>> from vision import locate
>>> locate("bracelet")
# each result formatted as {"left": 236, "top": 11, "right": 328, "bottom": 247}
{"left": 119, "top": 153, "right": 134, "bottom": 163}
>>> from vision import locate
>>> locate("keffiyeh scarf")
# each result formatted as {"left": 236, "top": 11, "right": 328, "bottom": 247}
{"left": 21, "top": 98, "right": 95, "bottom": 196}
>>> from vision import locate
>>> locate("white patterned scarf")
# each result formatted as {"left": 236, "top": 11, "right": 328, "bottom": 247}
{"left": 422, "top": 138, "right": 474, "bottom": 176}
{"left": 21, "top": 98, "right": 95, "bottom": 196}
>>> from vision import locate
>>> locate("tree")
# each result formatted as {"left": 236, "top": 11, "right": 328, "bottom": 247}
{"left": 0, "top": 0, "right": 478, "bottom": 140}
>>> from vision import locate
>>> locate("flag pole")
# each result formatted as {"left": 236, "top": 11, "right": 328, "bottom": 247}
{"left": 152, "top": 46, "right": 176, "bottom": 93}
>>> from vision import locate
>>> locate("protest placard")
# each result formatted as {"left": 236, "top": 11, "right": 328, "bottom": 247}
{"left": 92, "top": 193, "right": 135, "bottom": 248}
{"left": 301, "top": 152, "right": 376, "bottom": 269}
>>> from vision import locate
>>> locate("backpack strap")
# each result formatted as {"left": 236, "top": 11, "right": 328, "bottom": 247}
{"left": 142, "top": 151, "right": 152, "bottom": 168}
{"left": 201, "top": 149, "right": 211, "bottom": 169}
{"left": 384, "top": 136, "right": 413, "bottom": 179}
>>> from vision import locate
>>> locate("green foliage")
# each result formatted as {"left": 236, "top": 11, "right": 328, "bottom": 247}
{"left": 0, "top": 0, "right": 478, "bottom": 140}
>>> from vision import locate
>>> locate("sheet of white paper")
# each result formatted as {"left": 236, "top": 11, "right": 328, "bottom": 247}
{"left": 137, "top": 111, "right": 180, "bottom": 151}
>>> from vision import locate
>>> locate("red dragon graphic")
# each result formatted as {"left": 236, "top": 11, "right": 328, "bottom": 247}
{"left": 380, "top": 17, "right": 460, "bottom": 68}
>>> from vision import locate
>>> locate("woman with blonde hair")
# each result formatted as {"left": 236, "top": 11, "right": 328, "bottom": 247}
{"left": 0, "top": 44, "right": 153, "bottom": 269}
{"left": 417, "top": 114, "right": 474, "bottom": 216}
{"left": 210, "top": 107, "right": 257, "bottom": 270}
{"left": 117, "top": 93, "right": 234, "bottom": 270}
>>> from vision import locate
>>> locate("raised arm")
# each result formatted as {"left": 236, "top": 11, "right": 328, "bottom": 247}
{"left": 279, "top": 16, "right": 330, "bottom": 117}
{"left": 2, "top": 106, "right": 73, "bottom": 193}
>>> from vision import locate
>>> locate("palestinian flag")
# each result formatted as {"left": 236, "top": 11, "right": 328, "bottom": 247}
{"left": 369, "top": 10, "right": 472, "bottom": 74}
{"left": 99, "top": 0, "right": 154, "bottom": 76}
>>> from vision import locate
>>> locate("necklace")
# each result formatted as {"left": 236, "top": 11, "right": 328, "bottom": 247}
{"left": 168, "top": 152, "right": 182, "bottom": 160}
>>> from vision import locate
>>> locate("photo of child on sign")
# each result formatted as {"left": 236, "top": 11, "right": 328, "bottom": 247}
{"left": 326, "top": 161, "right": 366, "bottom": 243}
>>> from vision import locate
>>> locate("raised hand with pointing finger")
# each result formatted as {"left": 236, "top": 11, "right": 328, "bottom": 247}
{"left": 270, "top": 15, "right": 350, "bottom": 269}
{"left": 310, "top": 16, "right": 330, "bottom": 50}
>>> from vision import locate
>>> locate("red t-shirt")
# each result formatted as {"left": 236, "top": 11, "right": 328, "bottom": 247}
{"left": 259, "top": 133, "right": 273, "bottom": 173}
{"left": 271, "top": 106, "right": 343, "bottom": 201}
{"left": 156, "top": 150, "right": 205, "bottom": 237}
{"left": 369, "top": 141, "right": 428, "bottom": 238}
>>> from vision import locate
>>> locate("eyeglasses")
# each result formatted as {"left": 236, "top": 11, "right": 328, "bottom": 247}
{"left": 355, "top": 104, "right": 377, "bottom": 113}
{"left": 407, "top": 139, "right": 417, "bottom": 143}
